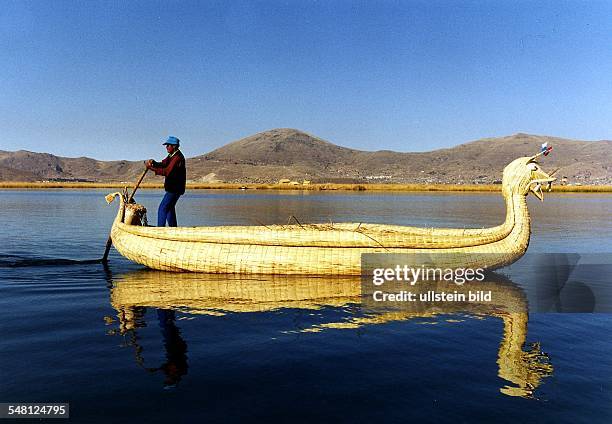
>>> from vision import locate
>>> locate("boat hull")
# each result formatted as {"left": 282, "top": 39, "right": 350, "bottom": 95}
{"left": 110, "top": 212, "right": 529, "bottom": 274}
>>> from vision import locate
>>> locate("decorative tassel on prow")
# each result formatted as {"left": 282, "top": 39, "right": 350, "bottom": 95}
{"left": 540, "top": 142, "right": 553, "bottom": 156}
{"left": 105, "top": 192, "right": 123, "bottom": 204}
{"left": 529, "top": 142, "right": 554, "bottom": 161}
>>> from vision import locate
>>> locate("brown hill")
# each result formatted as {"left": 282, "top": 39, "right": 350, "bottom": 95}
{"left": 0, "top": 150, "right": 146, "bottom": 182}
{"left": 202, "top": 128, "right": 358, "bottom": 166}
{"left": 188, "top": 129, "right": 612, "bottom": 184}
{"left": 1, "top": 129, "right": 611, "bottom": 184}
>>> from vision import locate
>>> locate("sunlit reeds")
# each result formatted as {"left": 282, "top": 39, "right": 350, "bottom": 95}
{"left": 1, "top": 181, "right": 610, "bottom": 192}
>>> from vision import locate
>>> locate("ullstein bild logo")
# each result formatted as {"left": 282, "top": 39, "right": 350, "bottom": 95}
{"left": 370, "top": 288, "right": 492, "bottom": 303}
{"left": 369, "top": 265, "right": 490, "bottom": 303}
{"left": 360, "top": 253, "right": 612, "bottom": 312}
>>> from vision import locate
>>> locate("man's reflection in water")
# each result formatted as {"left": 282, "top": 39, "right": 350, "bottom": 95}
{"left": 146, "top": 309, "right": 189, "bottom": 390}
{"left": 110, "top": 304, "right": 189, "bottom": 389}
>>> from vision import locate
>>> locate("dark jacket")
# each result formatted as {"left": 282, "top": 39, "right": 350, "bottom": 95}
{"left": 152, "top": 150, "right": 186, "bottom": 195}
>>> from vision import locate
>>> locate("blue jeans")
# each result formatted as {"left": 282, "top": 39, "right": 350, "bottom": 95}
{"left": 158, "top": 192, "right": 181, "bottom": 227}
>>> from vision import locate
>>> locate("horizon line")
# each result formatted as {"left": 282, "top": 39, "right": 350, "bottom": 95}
{"left": 1, "top": 129, "right": 609, "bottom": 162}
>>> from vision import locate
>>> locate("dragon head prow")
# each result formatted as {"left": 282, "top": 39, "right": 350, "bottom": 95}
{"left": 502, "top": 155, "right": 556, "bottom": 201}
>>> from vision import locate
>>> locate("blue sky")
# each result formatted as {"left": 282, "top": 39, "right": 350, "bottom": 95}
{"left": 1, "top": 0, "right": 611, "bottom": 160}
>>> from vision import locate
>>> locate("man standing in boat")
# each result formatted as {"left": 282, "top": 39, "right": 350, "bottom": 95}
{"left": 145, "top": 136, "right": 186, "bottom": 227}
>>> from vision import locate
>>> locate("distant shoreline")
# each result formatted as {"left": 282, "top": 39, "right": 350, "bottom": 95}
{"left": 1, "top": 181, "right": 611, "bottom": 193}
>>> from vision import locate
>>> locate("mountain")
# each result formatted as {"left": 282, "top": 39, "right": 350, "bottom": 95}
{"left": 189, "top": 129, "right": 612, "bottom": 184}
{"left": 0, "top": 150, "right": 146, "bottom": 182}
{"left": 202, "top": 128, "right": 358, "bottom": 166}
{"left": 1, "top": 129, "right": 611, "bottom": 184}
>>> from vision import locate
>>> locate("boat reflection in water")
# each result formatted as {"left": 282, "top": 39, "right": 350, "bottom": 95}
{"left": 107, "top": 271, "right": 553, "bottom": 398}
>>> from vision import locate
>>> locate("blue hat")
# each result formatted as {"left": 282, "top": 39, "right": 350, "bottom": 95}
{"left": 163, "top": 136, "right": 180, "bottom": 146}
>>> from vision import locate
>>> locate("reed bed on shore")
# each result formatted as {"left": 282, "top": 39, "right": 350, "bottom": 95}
{"left": 1, "top": 181, "right": 611, "bottom": 193}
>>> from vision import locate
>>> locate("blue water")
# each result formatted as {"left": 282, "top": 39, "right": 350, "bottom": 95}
{"left": 1, "top": 189, "right": 611, "bottom": 422}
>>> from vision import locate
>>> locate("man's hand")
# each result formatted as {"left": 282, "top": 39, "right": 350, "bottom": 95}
{"left": 144, "top": 159, "right": 154, "bottom": 169}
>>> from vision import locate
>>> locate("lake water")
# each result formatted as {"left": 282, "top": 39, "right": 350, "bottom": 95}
{"left": 1, "top": 189, "right": 611, "bottom": 422}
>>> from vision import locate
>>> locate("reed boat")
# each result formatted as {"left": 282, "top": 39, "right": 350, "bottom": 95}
{"left": 106, "top": 155, "right": 555, "bottom": 274}
{"left": 109, "top": 271, "right": 553, "bottom": 397}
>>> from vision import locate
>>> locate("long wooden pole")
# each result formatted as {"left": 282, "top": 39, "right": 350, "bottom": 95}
{"left": 127, "top": 168, "right": 149, "bottom": 203}
{"left": 102, "top": 168, "right": 149, "bottom": 263}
